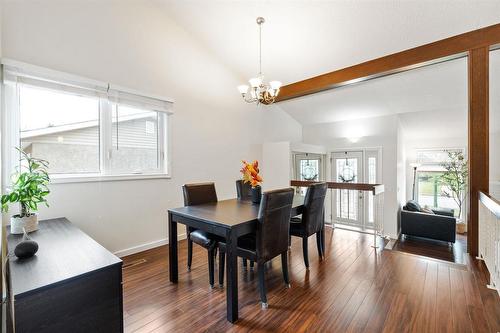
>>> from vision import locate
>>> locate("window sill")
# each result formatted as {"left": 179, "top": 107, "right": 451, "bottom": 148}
{"left": 50, "top": 173, "right": 171, "bottom": 184}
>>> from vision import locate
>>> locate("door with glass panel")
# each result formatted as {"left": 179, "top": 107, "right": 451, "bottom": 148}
{"left": 332, "top": 151, "right": 364, "bottom": 226}
{"left": 294, "top": 153, "right": 323, "bottom": 196}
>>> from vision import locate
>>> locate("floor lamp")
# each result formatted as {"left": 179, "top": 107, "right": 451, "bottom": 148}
{"left": 410, "top": 163, "right": 420, "bottom": 201}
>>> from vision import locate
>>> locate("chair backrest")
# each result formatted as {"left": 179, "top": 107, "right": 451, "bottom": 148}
{"left": 256, "top": 188, "right": 294, "bottom": 262}
{"left": 182, "top": 182, "right": 218, "bottom": 206}
{"left": 302, "top": 182, "right": 328, "bottom": 236}
{"left": 236, "top": 180, "right": 252, "bottom": 200}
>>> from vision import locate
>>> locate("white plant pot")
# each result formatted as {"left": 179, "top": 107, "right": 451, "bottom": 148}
{"left": 10, "top": 214, "right": 38, "bottom": 234}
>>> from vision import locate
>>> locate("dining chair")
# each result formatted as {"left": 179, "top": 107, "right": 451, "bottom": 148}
{"left": 182, "top": 182, "right": 223, "bottom": 288}
{"left": 236, "top": 179, "right": 252, "bottom": 200}
{"left": 236, "top": 180, "right": 254, "bottom": 269}
{"left": 289, "top": 182, "right": 328, "bottom": 268}
{"left": 219, "top": 188, "right": 294, "bottom": 308}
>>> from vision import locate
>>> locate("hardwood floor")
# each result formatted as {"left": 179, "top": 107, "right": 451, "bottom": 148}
{"left": 122, "top": 228, "right": 500, "bottom": 332}
{"left": 392, "top": 233, "right": 467, "bottom": 265}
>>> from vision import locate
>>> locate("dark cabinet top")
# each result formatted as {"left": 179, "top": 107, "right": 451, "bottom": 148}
{"left": 7, "top": 218, "right": 122, "bottom": 299}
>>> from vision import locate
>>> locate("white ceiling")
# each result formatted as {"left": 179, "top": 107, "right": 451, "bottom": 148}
{"left": 158, "top": 1, "right": 500, "bottom": 126}
{"left": 279, "top": 58, "right": 467, "bottom": 124}
{"left": 159, "top": 0, "right": 500, "bottom": 85}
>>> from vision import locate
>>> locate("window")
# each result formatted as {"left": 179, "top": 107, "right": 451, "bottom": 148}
{"left": 415, "top": 148, "right": 465, "bottom": 216}
{"left": 110, "top": 105, "right": 161, "bottom": 173}
{"left": 4, "top": 61, "right": 172, "bottom": 181}
{"left": 20, "top": 85, "right": 101, "bottom": 174}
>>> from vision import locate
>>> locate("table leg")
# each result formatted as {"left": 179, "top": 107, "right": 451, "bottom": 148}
{"left": 226, "top": 230, "right": 238, "bottom": 322}
{"left": 168, "top": 212, "right": 178, "bottom": 283}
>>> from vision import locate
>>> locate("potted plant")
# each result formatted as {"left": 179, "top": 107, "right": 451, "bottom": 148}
{"left": 1, "top": 148, "right": 50, "bottom": 234}
{"left": 440, "top": 150, "right": 467, "bottom": 233}
{"left": 241, "top": 160, "right": 263, "bottom": 204}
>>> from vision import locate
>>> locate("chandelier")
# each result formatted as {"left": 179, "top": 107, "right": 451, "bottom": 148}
{"left": 237, "top": 17, "right": 282, "bottom": 105}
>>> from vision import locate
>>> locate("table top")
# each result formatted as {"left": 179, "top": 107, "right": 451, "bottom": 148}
{"left": 169, "top": 195, "right": 304, "bottom": 229}
{"left": 7, "top": 218, "right": 122, "bottom": 299}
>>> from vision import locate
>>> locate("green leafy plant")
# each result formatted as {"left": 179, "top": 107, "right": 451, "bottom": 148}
{"left": 440, "top": 150, "right": 468, "bottom": 219}
{"left": 1, "top": 148, "right": 50, "bottom": 217}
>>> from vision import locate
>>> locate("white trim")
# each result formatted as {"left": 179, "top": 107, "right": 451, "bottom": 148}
{"left": 113, "top": 233, "right": 187, "bottom": 258}
{"left": 49, "top": 173, "right": 171, "bottom": 184}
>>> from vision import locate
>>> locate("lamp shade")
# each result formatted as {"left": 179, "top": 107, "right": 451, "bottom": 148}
{"left": 269, "top": 81, "right": 282, "bottom": 89}
{"left": 237, "top": 85, "right": 249, "bottom": 94}
{"left": 249, "top": 77, "right": 262, "bottom": 88}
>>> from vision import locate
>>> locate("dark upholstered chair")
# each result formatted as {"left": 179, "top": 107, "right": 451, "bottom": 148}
{"left": 236, "top": 180, "right": 255, "bottom": 269}
{"left": 236, "top": 179, "right": 252, "bottom": 200}
{"left": 182, "top": 182, "right": 222, "bottom": 288}
{"left": 401, "top": 201, "right": 456, "bottom": 243}
{"left": 290, "top": 182, "right": 328, "bottom": 268}
{"left": 219, "top": 188, "right": 294, "bottom": 308}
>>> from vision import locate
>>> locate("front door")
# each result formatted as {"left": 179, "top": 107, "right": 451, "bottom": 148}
{"left": 332, "top": 151, "right": 364, "bottom": 227}
{"left": 294, "top": 153, "right": 323, "bottom": 195}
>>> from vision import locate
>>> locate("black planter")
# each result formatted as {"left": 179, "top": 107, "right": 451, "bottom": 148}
{"left": 251, "top": 186, "right": 262, "bottom": 204}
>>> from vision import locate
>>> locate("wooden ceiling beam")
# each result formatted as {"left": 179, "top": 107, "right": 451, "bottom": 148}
{"left": 276, "top": 23, "right": 500, "bottom": 102}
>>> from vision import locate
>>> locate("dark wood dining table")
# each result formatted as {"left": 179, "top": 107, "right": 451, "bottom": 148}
{"left": 168, "top": 194, "right": 324, "bottom": 323}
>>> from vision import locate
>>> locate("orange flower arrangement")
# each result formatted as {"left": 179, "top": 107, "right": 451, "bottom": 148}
{"left": 241, "top": 160, "right": 263, "bottom": 188}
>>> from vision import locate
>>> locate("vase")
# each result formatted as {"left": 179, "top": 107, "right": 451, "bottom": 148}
{"left": 11, "top": 213, "right": 38, "bottom": 234}
{"left": 251, "top": 186, "right": 262, "bottom": 204}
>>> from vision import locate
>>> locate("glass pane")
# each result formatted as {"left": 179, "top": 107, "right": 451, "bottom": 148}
{"left": 110, "top": 105, "right": 159, "bottom": 173}
{"left": 368, "top": 157, "right": 376, "bottom": 223}
{"left": 335, "top": 157, "right": 358, "bottom": 221}
{"left": 299, "top": 159, "right": 319, "bottom": 181}
{"left": 19, "top": 85, "right": 100, "bottom": 174}
{"left": 417, "top": 171, "right": 459, "bottom": 215}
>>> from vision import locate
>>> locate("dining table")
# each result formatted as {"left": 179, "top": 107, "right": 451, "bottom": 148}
{"left": 168, "top": 194, "right": 325, "bottom": 323}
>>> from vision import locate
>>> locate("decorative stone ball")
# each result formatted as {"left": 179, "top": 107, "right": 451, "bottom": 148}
{"left": 14, "top": 240, "right": 39, "bottom": 259}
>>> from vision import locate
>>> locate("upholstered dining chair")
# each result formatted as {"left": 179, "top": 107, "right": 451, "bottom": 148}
{"left": 236, "top": 179, "right": 252, "bottom": 200}
{"left": 236, "top": 180, "right": 255, "bottom": 269}
{"left": 219, "top": 188, "right": 294, "bottom": 308}
{"left": 289, "top": 182, "right": 328, "bottom": 268}
{"left": 182, "top": 182, "right": 222, "bottom": 288}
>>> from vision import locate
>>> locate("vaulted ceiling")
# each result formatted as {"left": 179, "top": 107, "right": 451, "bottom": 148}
{"left": 158, "top": 1, "right": 500, "bottom": 127}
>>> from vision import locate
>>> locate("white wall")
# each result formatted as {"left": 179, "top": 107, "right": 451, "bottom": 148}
{"left": 302, "top": 114, "right": 400, "bottom": 238}
{"left": 396, "top": 119, "right": 406, "bottom": 233}
{"left": 261, "top": 142, "right": 292, "bottom": 191}
{"left": 1, "top": 1, "right": 302, "bottom": 255}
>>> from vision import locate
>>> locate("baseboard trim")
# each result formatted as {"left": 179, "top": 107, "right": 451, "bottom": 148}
{"left": 114, "top": 233, "right": 186, "bottom": 257}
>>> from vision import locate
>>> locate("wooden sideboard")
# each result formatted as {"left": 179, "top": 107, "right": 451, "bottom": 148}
{"left": 6, "top": 218, "right": 123, "bottom": 333}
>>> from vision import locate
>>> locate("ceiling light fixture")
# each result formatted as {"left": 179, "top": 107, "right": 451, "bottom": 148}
{"left": 237, "top": 17, "right": 281, "bottom": 105}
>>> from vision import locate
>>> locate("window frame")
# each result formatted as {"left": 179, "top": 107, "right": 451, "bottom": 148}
{"left": 2, "top": 61, "right": 172, "bottom": 183}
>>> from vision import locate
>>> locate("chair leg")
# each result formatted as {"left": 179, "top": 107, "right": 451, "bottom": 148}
{"left": 187, "top": 239, "right": 193, "bottom": 271}
{"left": 258, "top": 263, "right": 268, "bottom": 308}
{"left": 208, "top": 248, "right": 215, "bottom": 288}
{"left": 243, "top": 258, "right": 247, "bottom": 267}
{"left": 316, "top": 231, "right": 323, "bottom": 259}
{"left": 281, "top": 252, "right": 290, "bottom": 288}
{"left": 219, "top": 249, "right": 225, "bottom": 287}
{"left": 288, "top": 234, "right": 292, "bottom": 248}
{"left": 302, "top": 236, "right": 309, "bottom": 268}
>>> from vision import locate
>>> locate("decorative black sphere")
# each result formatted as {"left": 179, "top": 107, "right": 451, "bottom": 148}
{"left": 14, "top": 240, "right": 39, "bottom": 259}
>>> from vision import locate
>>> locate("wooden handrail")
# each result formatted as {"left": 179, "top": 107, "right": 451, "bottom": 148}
{"left": 290, "top": 180, "right": 384, "bottom": 195}
{"left": 479, "top": 191, "right": 500, "bottom": 219}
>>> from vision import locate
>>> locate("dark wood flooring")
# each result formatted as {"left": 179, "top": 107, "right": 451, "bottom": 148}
{"left": 122, "top": 228, "right": 500, "bottom": 332}
{"left": 392, "top": 233, "right": 467, "bottom": 265}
